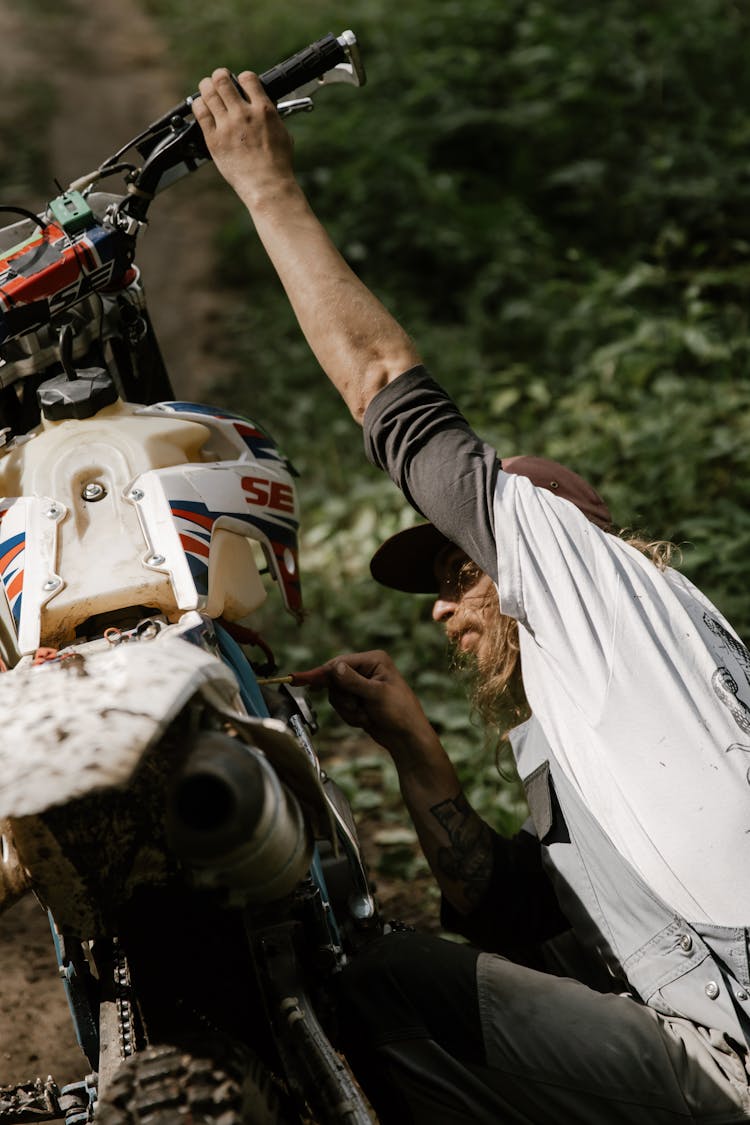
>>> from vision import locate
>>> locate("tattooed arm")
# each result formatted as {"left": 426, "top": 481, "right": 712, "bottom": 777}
{"left": 306, "top": 650, "right": 496, "bottom": 913}
{"left": 304, "top": 649, "right": 569, "bottom": 935}
{"left": 429, "top": 793, "right": 495, "bottom": 910}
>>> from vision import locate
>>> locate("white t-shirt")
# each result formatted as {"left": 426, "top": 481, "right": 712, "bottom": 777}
{"left": 364, "top": 368, "right": 749, "bottom": 928}
{"left": 494, "top": 469, "right": 750, "bottom": 926}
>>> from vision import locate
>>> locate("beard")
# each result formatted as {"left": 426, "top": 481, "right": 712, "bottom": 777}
{"left": 447, "top": 585, "right": 528, "bottom": 730}
{"left": 444, "top": 601, "right": 487, "bottom": 657}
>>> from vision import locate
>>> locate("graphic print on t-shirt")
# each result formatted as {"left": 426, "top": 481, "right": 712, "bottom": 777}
{"left": 705, "top": 613, "right": 750, "bottom": 780}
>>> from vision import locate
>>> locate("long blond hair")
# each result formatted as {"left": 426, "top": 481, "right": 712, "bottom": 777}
{"left": 466, "top": 532, "right": 680, "bottom": 731}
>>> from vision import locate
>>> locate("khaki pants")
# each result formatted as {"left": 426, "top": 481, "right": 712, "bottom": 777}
{"left": 336, "top": 932, "right": 750, "bottom": 1124}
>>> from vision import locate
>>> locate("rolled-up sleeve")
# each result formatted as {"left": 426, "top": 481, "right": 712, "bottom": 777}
{"left": 363, "top": 367, "right": 500, "bottom": 581}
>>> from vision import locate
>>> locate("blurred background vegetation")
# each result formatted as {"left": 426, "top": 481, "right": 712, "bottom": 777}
{"left": 4, "top": 0, "right": 750, "bottom": 900}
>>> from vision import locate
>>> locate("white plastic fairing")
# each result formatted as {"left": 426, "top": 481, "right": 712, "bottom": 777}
{"left": 0, "top": 397, "right": 302, "bottom": 663}
{"left": 135, "top": 402, "right": 303, "bottom": 621}
{"left": 0, "top": 400, "right": 208, "bottom": 655}
{"left": 203, "top": 529, "right": 267, "bottom": 620}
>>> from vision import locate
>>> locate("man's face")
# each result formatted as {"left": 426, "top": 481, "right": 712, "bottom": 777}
{"left": 432, "top": 546, "right": 496, "bottom": 657}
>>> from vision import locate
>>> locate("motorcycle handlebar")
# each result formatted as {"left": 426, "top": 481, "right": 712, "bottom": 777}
{"left": 257, "top": 31, "right": 349, "bottom": 103}
{"left": 97, "top": 30, "right": 363, "bottom": 181}
{"left": 170, "top": 31, "right": 358, "bottom": 127}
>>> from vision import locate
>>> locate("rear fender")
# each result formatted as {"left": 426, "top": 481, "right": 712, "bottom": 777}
{"left": 0, "top": 634, "right": 332, "bottom": 837}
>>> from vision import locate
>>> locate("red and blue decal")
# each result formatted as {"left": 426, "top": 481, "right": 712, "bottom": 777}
{"left": 169, "top": 501, "right": 216, "bottom": 596}
{"left": 0, "top": 529, "right": 25, "bottom": 625}
{"left": 164, "top": 403, "right": 284, "bottom": 463}
{"left": 168, "top": 497, "right": 301, "bottom": 613}
{"left": 0, "top": 220, "right": 132, "bottom": 346}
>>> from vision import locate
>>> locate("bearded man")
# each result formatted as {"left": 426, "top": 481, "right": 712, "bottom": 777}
{"left": 194, "top": 69, "right": 750, "bottom": 1123}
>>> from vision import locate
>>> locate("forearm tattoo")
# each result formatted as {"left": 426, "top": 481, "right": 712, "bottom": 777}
{"left": 430, "top": 792, "right": 493, "bottom": 907}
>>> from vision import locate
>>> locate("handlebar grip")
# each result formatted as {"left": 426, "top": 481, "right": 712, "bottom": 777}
{"left": 258, "top": 32, "right": 347, "bottom": 103}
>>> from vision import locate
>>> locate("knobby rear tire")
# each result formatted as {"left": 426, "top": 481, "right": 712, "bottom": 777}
{"left": 94, "top": 1039, "right": 286, "bottom": 1125}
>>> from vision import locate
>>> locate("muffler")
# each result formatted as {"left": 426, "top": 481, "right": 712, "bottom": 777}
{"left": 167, "top": 731, "right": 311, "bottom": 902}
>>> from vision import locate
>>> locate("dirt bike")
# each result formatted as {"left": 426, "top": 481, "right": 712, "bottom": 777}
{"left": 0, "top": 31, "right": 382, "bottom": 1125}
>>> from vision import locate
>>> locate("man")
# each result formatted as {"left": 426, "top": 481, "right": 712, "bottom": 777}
{"left": 194, "top": 70, "right": 750, "bottom": 1122}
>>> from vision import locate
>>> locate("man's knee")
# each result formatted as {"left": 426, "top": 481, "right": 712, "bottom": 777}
{"left": 337, "top": 932, "right": 433, "bottom": 1027}
{"left": 336, "top": 931, "right": 483, "bottom": 1059}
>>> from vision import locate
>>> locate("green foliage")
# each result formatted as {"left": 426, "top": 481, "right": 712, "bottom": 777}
{"left": 0, "top": 0, "right": 69, "bottom": 200}
{"left": 0, "top": 79, "right": 55, "bottom": 200}
{"left": 147, "top": 0, "right": 750, "bottom": 842}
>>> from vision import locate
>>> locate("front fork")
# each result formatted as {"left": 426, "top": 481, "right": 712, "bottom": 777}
{"left": 249, "top": 919, "right": 376, "bottom": 1125}
{"left": 44, "top": 914, "right": 99, "bottom": 1122}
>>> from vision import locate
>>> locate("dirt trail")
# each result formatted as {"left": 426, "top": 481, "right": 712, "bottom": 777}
{"left": 0, "top": 0, "right": 236, "bottom": 1090}
{"left": 3, "top": 0, "right": 233, "bottom": 401}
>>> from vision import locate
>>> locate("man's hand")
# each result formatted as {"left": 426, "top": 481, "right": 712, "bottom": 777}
{"left": 193, "top": 69, "right": 296, "bottom": 204}
{"left": 299, "top": 650, "right": 443, "bottom": 771}
{"left": 299, "top": 650, "right": 494, "bottom": 914}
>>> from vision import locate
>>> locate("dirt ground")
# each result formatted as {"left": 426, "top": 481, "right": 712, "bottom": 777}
{"left": 0, "top": 0, "right": 237, "bottom": 1091}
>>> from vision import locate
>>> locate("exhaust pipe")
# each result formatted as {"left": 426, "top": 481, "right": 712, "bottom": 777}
{"left": 167, "top": 732, "right": 311, "bottom": 902}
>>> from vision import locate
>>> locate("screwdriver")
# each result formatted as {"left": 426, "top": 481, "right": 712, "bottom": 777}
{"left": 256, "top": 668, "right": 328, "bottom": 688}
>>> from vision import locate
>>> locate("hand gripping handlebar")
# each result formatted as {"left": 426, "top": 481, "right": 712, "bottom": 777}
{"left": 156, "top": 30, "right": 364, "bottom": 133}
{"left": 93, "top": 30, "right": 365, "bottom": 192}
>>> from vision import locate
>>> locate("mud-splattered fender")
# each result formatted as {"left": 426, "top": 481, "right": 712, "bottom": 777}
{"left": 0, "top": 637, "right": 330, "bottom": 834}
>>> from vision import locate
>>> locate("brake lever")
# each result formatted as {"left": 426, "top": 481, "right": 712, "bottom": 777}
{"left": 277, "top": 97, "right": 314, "bottom": 118}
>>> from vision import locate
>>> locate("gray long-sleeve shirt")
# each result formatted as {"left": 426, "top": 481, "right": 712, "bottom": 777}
{"left": 364, "top": 365, "right": 500, "bottom": 583}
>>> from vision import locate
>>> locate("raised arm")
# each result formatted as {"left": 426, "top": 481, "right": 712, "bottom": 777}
{"left": 193, "top": 69, "right": 421, "bottom": 423}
